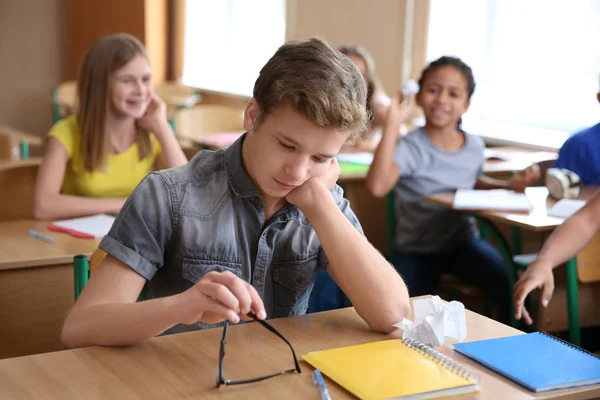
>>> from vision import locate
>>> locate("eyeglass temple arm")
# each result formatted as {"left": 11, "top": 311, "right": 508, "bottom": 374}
{"left": 248, "top": 312, "right": 302, "bottom": 372}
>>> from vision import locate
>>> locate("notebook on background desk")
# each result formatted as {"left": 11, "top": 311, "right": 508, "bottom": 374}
{"left": 454, "top": 332, "right": 600, "bottom": 393}
{"left": 303, "top": 339, "right": 479, "bottom": 399}
{"left": 547, "top": 199, "right": 586, "bottom": 219}
{"left": 48, "top": 214, "right": 116, "bottom": 239}
{"left": 453, "top": 189, "right": 533, "bottom": 211}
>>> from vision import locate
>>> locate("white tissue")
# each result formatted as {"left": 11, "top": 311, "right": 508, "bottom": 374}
{"left": 393, "top": 296, "right": 467, "bottom": 347}
{"left": 402, "top": 79, "right": 419, "bottom": 96}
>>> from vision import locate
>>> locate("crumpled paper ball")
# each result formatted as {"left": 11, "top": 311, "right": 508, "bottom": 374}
{"left": 393, "top": 295, "right": 467, "bottom": 347}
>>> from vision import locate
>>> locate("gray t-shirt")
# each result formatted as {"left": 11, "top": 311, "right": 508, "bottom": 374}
{"left": 99, "top": 134, "right": 364, "bottom": 334}
{"left": 392, "top": 127, "right": 484, "bottom": 253}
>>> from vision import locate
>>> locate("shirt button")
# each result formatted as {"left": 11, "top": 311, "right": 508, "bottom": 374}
{"left": 255, "top": 273, "right": 262, "bottom": 281}
{"left": 296, "top": 277, "right": 304, "bottom": 284}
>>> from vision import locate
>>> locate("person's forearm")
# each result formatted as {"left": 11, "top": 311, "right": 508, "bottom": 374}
{"left": 33, "top": 194, "right": 125, "bottom": 220}
{"left": 536, "top": 213, "right": 598, "bottom": 268}
{"left": 303, "top": 191, "right": 411, "bottom": 333}
{"left": 154, "top": 122, "right": 188, "bottom": 168}
{"left": 365, "top": 120, "right": 400, "bottom": 197}
{"left": 475, "top": 176, "right": 509, "bottom": 189}
{"left": 61, "top": 294, "right": 183, "bottom": 348}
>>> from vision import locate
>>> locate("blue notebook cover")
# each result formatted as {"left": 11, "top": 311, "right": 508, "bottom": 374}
{"left": 454, "top": 332, "right": 600, "bottom": 392}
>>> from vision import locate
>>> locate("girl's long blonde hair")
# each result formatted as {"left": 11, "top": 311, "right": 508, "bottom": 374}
{"left": 338, "top": 45, "right": 386, "bottom": 121}
{"left": 77, "top": 33, "right": 153, "bottom": 171}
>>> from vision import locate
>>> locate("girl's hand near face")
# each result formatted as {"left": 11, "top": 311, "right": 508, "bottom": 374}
{"left": 137, "top": 94, "right": 170, "bottom": 136}
{"left": 385, "top": 92, "right": 415, "bottom": 138}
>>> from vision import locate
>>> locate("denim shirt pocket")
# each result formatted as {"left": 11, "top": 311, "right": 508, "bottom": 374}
{"left": 182, "top": 257, "right": 243, "bottom": 284}
{"left": 272, "top": 254, "right": 318, "bottom": 317}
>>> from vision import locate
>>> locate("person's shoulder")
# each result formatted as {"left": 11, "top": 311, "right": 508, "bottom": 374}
{"left": 564, "top": 122, "right": 600, "bottom": 148}
{"left": 463, "top": 130, "right": 485, "bottom": 151}
{"left": 47, "top": 115, "right": 79, "bottom": 156}
{"left": 155, "top": 148, "right": 226, "bottom": 186}
{"left": 402, "top": 127, "right": 427, "bottom": 144}
{"left": 48, "top": 115, "right": 79, "bottom": 139}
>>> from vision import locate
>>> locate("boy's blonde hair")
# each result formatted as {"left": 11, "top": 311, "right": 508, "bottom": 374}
{"left": 77, "top": 33, "right": 152, "bottom": 171}
{"left": 253, "top": 37, "right": 369, "bottom": 141}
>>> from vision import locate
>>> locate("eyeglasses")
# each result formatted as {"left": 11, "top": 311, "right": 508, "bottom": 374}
{"left": 216, "top": 312, "right": 302, "bottom": 388}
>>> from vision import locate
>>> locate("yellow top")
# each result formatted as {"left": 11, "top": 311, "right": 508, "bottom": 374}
{"left": 48, "top": 116, "right": 162, "bottom": 198}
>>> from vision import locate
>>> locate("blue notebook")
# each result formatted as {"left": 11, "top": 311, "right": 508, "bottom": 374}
{"left": 454, "top": 332, "right": 600, "bottom": 392}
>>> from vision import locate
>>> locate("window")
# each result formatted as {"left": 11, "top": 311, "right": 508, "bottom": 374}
{"left": 427, "top": 0, "right": 600, "bottom": 148}
{"left": 182, "top": 0, "right": 286, "bottom": 97}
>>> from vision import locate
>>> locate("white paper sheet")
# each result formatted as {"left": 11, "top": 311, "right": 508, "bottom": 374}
{"left": 547, "top": 199, "right": 586, "bottom": 219}
{"left": 453, "top": 189, "right": 533, "bottom": 211}
{"left": 51, "top": 214, "right": 116, "bottom": 238}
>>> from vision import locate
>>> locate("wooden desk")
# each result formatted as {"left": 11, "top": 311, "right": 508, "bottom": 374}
{"left": 0, "top": 305, "right": 598, "bottom": 399}
{"left": 427, "top": 186, "right": 597, "bottom": 233}
{"left": 426, "top": 187, "right": 599, "bottom": 345}
{"left": 190, "top": 131, "right": 244, "bottom": 151}
{"left": 484, "top": 147, "right": 557, "bottom": 178}
{"left": 0, "top": 220, "right": 99, "bottom": 359}
{"left": 0, "top": 125, "right": 43, "bottom": 147}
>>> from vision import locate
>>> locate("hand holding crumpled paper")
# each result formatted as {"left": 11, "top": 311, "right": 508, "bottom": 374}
{"left": 393, "top": 295, "right": 467, "bottom": 347}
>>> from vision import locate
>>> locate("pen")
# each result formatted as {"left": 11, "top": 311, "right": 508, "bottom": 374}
{"left": 312, "top": 369, "right": 332, "bottom": 400}
{"left": 28, "top": 229, "right": 55, "bottom": 244}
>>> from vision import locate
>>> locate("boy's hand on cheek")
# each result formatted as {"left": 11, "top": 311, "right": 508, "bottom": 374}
{"left": 285, "top": 158, "right": 340, "bottom": 211}
{"left": 176, "top": 271, "right": 266, "bottom": 326}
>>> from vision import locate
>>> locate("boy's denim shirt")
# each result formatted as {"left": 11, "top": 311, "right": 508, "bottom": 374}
{"left": 99, "top": 134, "right": 364, "bottom": 334}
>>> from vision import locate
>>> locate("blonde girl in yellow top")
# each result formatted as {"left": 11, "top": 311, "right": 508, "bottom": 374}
{"left": 33, "top": 34, "right": 187, "bottom": 220}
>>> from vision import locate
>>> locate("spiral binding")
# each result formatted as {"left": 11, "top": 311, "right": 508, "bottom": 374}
{"left": 403, "top": 337, "right": 480, "bottom": 384}
{"left": 540, "top": 331, "right": 600, "bottom": 360}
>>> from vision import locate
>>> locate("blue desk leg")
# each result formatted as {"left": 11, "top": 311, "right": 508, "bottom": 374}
{"left": 565, "top": 257, "right": 581, "bottom": 346}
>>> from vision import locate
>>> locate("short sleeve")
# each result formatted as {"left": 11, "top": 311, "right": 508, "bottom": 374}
{"left": 554, "top": 136, "right": 592, "bottom": 183}
{"left": 318, "top": 185, "right": 365, "bottom": 270}
{"left": 393, "top": 136, "right": 421, "bottom": 177}
{"left": 98, "top": 172, "right": 174, "bottom": 280}
{"left": 47, "top": 116, "right": 77, "bottom": 157}
{"left": 471, "top": 135, "right": 486, "bottom": 175}
{"left": 554, "top": 136, "right": 581, "bottom": 170}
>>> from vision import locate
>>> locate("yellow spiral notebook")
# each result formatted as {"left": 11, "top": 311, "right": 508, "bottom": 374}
{"left": 302, "top": 339, "right": 479, "bottom": 400}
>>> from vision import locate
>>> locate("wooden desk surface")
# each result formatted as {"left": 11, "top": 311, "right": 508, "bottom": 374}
{"left": 484, "top": 147, "right": 557, "bottom": 174}
{"left": 1, "top": 305, "right": 598, "bottom": 399}
{"left": 0, "top": 220, "right": 99, "bottom": 270}
{"left": 427, "top": 186, "right": 598, "bottom": 232}
{"left": 337, "top": 146, "right": 556, "bottom": 182}
{"left": 0, "top": 125, "right": 43, "bottom": 146}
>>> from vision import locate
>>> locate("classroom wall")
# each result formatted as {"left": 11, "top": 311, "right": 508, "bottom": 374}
{"left": 287, "top": 0, "right": 429, "bottom": 96}
{"left": 0, "top": 0, "right": 68, "bottom": 137}
{"left": 67, "top": 0, "right": 168, "bottom": 84}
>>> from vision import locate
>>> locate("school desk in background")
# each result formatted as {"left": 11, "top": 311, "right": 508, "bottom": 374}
{"left": 191, "top": 131, "right": 244, "bottom": 151}
{"left": 336, "top": 152, "right": 372, "bottom": 178}
{"left": 48, "top": 214, "right": 116, "bottom": 239}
